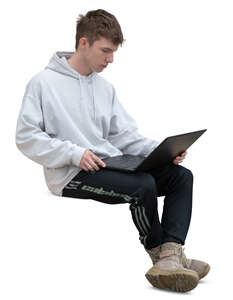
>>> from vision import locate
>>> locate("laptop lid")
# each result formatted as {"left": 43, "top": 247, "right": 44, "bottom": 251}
{"left": 136, "top": 129, "right": 207, "bottom": 172}
{"left": 102, "top": 129, "right": 207, "bottom": 173}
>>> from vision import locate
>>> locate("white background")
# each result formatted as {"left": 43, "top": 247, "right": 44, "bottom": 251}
{"left": 1, "top": 0, "right": 232, "bottom": 298}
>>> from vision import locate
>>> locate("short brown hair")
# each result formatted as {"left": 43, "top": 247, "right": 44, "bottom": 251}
{"left": 75, "top": 9, "right": 125, "bottom": 50}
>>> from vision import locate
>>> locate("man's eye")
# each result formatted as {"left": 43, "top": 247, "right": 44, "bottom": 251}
{"left": 102, "top": 49, "right": 109, "bottom": 53}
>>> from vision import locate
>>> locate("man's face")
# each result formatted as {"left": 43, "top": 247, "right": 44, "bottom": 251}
{"left": 81, "top": 37, "right": 119, "bottom": 73}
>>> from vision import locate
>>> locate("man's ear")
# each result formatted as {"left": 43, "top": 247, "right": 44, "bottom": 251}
{"left": 79, "top": 37, "right": 89, "bottom": 49}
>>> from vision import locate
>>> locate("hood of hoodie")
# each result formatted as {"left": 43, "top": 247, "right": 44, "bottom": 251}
{"left": 45, "top": 51, "right": 98, "bottom": 121}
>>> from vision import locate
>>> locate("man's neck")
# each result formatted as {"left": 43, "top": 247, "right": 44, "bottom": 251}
{"left": 67, "top": 53, "right": 93, "bottom": 76}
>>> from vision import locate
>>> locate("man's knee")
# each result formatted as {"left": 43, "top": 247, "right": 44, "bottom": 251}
{"left": 129, "top": 173, "right": 156, "bottom": 202}
{"left": 139, "top": 173, "right": 157, "bottom": 192}
{"left": 175, "top": 165, "right": 193, "bottom": 183}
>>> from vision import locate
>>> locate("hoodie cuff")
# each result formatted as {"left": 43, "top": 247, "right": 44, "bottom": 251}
{"left": 71, "top": 146, "right": 87, "bottom": 167}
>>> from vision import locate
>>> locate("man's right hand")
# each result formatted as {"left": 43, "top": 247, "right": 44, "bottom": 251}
{"left": 79, "top": 149, "right": 106, "bottom": 172}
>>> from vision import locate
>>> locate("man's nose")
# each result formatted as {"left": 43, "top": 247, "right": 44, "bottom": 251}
{"left": 107, "top": 53, "right": 114, "bottom": 63}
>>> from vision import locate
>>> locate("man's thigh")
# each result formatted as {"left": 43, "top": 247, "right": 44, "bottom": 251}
{"left": 62, "top": 168, "right": 155, "bottom": 205}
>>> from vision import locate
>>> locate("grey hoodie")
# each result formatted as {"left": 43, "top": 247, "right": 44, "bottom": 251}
{"left": 15, "top": 51, "right": 159, "bottom": 196}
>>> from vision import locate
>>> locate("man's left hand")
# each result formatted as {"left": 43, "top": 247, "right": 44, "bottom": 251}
{"left": 173, "top": 151, "right": 187, "bottom": 165}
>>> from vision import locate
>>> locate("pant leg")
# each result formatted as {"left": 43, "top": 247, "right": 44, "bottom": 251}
{"left": 62, "top": 168, "right": 162, "bottom": 248}
{"left": 147, "top": 163, "right": 194, "bottom": 248}
{"left": 62, "top": 163, "right": 193, "bottom": 250}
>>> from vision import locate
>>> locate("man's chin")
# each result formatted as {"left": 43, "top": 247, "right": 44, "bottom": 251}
{"left": 96, "top": 65, "right": 106, "bottom": 72}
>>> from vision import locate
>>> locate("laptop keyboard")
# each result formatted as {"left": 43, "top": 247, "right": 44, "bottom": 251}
{"left": 103, "top": 154, "right": 144, "bottom": 169}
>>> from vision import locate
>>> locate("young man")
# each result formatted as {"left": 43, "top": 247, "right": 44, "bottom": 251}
{"left": 15, "top": 9, "right": 210, "bottom": 292}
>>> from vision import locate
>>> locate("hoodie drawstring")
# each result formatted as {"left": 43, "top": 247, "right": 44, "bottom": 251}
{"left": 78, "top": 74, "right": 83, "bottom": 101}
{"left": 78, "top": 74, "right": 96, "bottom": 122}
{"left": 91, "top": 79, "right": 96, "bottom": 121}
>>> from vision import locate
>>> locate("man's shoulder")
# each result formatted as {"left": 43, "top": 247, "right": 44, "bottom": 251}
{"left": 25, "top": 70, "right": 48, "bottom": 87}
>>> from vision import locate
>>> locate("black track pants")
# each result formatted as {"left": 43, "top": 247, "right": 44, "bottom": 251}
{"left": 62, "top": 162, "right": 193, "bottom": 250}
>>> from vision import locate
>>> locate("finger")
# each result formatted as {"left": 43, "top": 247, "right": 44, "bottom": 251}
{"left": 88, "top": 157, "right": 100, "bottom": 171}
{"left": 175, "top": 156, "right": 182, "bottom": 160}
{"left": 86, "top": 160, "right": 97, "bottom": 171}
{"left": 176, "top": 154, "right": 185, "bottom": 160}
{"left": 174, "top": 158, "right": 183, "bottom": 164}
{"left": 85, "top": 161, "right": 93, "bottom": 170}
{"left": 89, "top": 159, "right": 100, "bottom": 171}
{"left": 90, "top": 157, "right": 104, "bottom": 171}
{"left": 100, "top": 160, "right": 106, "bottom": 167}
{"left": 92, "top": 154, "right": 106, "bottom": 167}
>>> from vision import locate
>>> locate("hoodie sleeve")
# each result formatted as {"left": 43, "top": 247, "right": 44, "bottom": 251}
{"left": 107, "top": 86, "right": 160, "bottom": 157}
{"left": 15, "top": 78, "right": 86, "bottom": 169}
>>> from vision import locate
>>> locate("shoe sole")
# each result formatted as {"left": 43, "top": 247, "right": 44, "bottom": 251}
{"left": 145, "top": 268, "right": 199, "bottom": 292}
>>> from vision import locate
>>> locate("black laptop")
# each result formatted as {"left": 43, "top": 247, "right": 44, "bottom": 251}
{"left": 101, "top": 129, "right": 207, "bottom": 173}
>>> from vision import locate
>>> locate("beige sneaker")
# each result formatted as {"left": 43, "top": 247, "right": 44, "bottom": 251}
{"left": 180, "top": 246, "right": 210, "bottom": 280}
{"left": 146, "top": 244, "right": 161, "bottom": 265}
{"left": 145, "top": 242, "right": 199, "bottom": 292}
{"left": 146, "top": 242, "right": 210, "bottom": 280}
